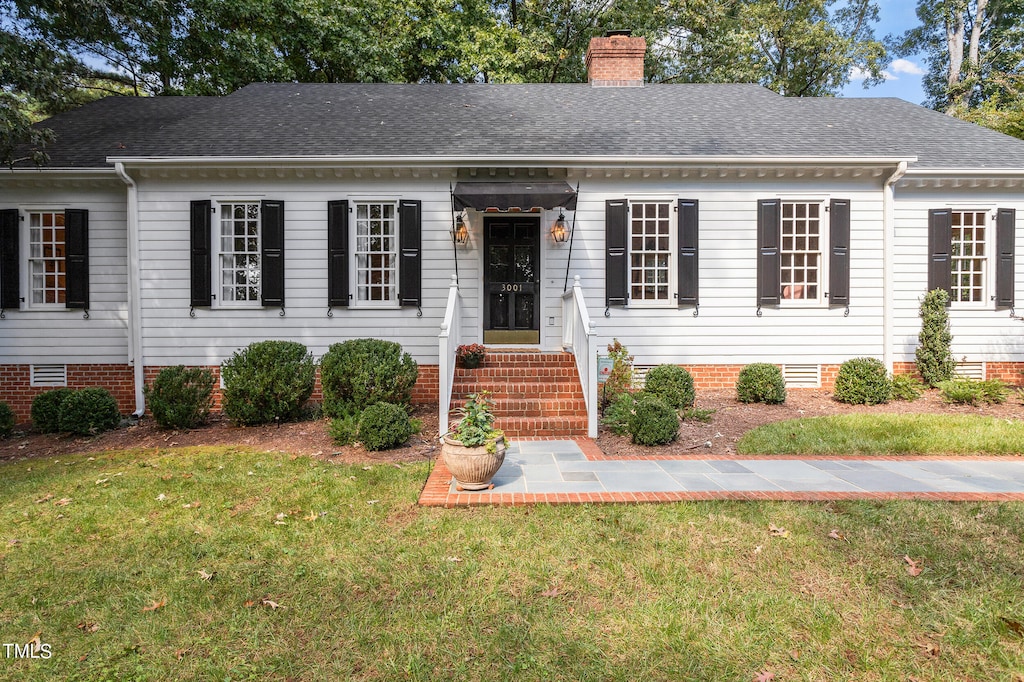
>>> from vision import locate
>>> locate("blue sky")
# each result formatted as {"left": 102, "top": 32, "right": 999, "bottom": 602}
{"left": 841, "top": 0, "right": 928, "bottom": 104}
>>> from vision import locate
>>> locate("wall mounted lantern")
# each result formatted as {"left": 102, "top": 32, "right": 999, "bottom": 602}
{"left": 452, "top": 213, "right": 470, "bottom": 245}
{"left": 551, "top": 212, "right": 568, "bottom": 243}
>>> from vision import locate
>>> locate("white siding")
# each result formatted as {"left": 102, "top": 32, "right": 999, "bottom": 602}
{"left": 0, "top": 180, "right": 129, "bottom": 363}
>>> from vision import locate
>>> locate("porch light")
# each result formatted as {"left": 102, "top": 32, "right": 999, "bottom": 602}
{"left": 551, "top": 212, "right": 568, "bottom": 243}
{"left": 453, "top": 214, "right": 470, "bottom": 245}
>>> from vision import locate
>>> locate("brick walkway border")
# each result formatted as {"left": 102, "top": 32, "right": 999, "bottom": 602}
{"left": 418, "top": 438, "right": 1024, "bottom": 507}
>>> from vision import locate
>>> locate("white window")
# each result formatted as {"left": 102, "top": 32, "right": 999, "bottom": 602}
{"left": 950, "top": 210, "right": 987, "bottom": 303}
{"left": 28, "top": 210, "right": 66, "bottom": 306}
{"left": 218, "top": 202, "right": 261, "bottom": 305}
{"left": 354, "top": 201, "right": 398, "bottom": 305}
{"left": 780, "top": 201, "right": 825, "bottom": 304}
{"left": 629, "top": 200, "right": 674, "bottom": 305}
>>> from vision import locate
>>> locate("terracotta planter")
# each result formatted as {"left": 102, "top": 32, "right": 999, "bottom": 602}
{"left": 441, "top": 435, "right": 506, "bottom": 490}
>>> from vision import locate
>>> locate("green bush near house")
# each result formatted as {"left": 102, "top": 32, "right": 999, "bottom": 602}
{"left": 319, "top": 339, "right": 418, "bottom": 417}
{"left": 915, "top": 288, "right": 956, "bottom": 387}
{"left": 736, "top": 363, "right": 786, "bottom": 404}
{"left": 144, "top": 366, "right": 216, "bottom": 430}
{"left": 0, "top": 401, "right": 15, "bottom": 438}
{"left": 58, "top": 387, "right": 121, "bottom": 436}
{"left": 642, "top": 364, "right": 695, "bottom": 410}
{"left": 600, "top": 339, "right": 633, "bottom": 411}
{"left": 628, "top": 395, "right": 679, "bottom": 446}
{"left": 221, "top": 340, "right": 316, "bottom": 426}
{"left": 833, "top": 357, "right": 892, "bottom": 405}
{"left": 601, "top": 393, "right": 635, "bottom": 436}
{"left": 357, "top": 402, "right": 414, "bottom": 451}
{"left": 31, "top": 388, "right": 73, "bottom": 434}
{"left": 939, "top": 379, "right": 1010, "bottom": 406}
{"left": 891, "top": 374, "right": 924, "bottom": 401}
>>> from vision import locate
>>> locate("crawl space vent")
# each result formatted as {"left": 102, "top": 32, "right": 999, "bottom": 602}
{"left": 782, "top": 364, "right": 821, "bottom": 388}
{"left": 30, "top": 364, "right": 68, "bottom": 387}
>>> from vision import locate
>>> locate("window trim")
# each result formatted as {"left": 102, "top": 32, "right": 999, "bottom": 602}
{"left": 350, "top": 199, "right": 401, "bottom": 310}
{"left": 625, "top": 196, "right": 678, "bottom": 309}
{"left": 948, "top": 207, "right": 995, "bottom": 308}
{"left": 20, "top": 207, "right": 68, "bottom": 311}
{"left": 777, "top": 198, "right": 829, "bottom": 308}
{"left": 212, "top": 199, "right": 263, "bottom": 309}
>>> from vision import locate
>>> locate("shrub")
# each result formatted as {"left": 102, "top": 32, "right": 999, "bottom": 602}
{"left": 600, "top": 339, "right": 633, "bottom": 410}
{"left": 891, "top": 374, "right": 924, "bottom": 402}
{"left": 979, "top": 379, "right": 1010, "bottom": 405}
{"left": 357, "top": 402, "right": 414, "bottom": 451}
{"left": 58, "top": 388, "right": 121, "bottom": 435}
{"left": 915, "top": 289, "right": 956, "bottom": 387}
{"left": 833, "top": 357, "right": 892, "bottom": 405}
{"left": 0, "top": 402, "right": 14, "bottom": 438}
{"left": 31, "top": 388, "right": 73, "bottom": 434}
{"left": 938, "top": 379, "right": 1009, "bottom": 406}
{"left": 320, "top": 339, "right": 419, "bottom": 417}
{"left": 600, "top": 393, "right": 635, "bottom": 436}
{"left": 643, "top": 364, "right": 695, "bottom": 410}
{"left": 328, "top": 406, "right": 362, "bottom": 446}
{"left": 221, "top": 340, "right": 316, "bottom": 426}
{"left": 736, "top": 363, "right": 786, "bottom": 404}
{"left": 681, "top": 406, "right": 716, "bottom": 423}
{"left": 628, "top": 396, "right": 679, "bottom": 446}
{"left": 144, "top": 366, "right": 215, "bottom": 430}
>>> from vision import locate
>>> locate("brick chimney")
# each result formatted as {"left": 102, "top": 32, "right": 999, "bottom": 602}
{"left": 585, "top": 31, "right": 646, "bottom": 87}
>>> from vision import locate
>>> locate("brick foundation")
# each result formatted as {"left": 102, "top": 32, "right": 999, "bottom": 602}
{"left": 0, "top": 364, "right": 136, "bottom": 422}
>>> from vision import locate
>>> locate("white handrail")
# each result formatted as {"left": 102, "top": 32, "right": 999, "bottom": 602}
{"left": 438, "top": 275, "right": 462, "bottom": 436}
{"left": 561, "top": 275, "right": 598, "bottom": 437}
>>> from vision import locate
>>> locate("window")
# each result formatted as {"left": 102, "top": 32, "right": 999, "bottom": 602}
{"left": 354, "top": 201, "right": 397, "bottom": 304}
{"left": 218, "top": 202, "right": 261, "bottom": 304}
{"left": 28, "top": 210, "right": 66, "bottom": 306}
{"left": 950, "top": 210, "right": 987, "bottom": 303}
{"left": 629, "top": 201, "right": 673, "bottom": 303}
{"left": 780, "top": 201, "right": 823, "bottom": 303}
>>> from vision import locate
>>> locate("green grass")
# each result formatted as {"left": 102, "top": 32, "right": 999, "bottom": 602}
{"left": 737, "top": 413, "right": 1024, "bottom": 456}
{"left": 0, "top": 447, "right": 1022, "bottom": 680}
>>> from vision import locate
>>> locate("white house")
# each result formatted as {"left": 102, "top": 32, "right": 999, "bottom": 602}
{"left": 2, "top": 33, "right": 1022, "bottom": 437}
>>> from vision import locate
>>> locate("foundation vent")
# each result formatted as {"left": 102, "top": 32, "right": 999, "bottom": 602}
{"left": 631, "top": 365, "right": 652, "bottom": 389}
{"left": 954, "top": 361, "right": 985, "bottom": 381}
{"left": 30, "top": 364, "right": 68, "bottom": 387}
{"left": 782, "top": 364, "right": 821, "bottom": 388}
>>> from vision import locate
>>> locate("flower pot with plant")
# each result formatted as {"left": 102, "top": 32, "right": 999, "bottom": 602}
{"left": 441, "top": 392, "right": 506, "bottom": 490}
{"left": 456, "top": 343, "right": 486, "bottom": 369}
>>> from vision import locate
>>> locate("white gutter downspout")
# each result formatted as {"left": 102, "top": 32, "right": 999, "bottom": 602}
{"left": 114, "top": 162, "right": 145, "bottom": 418}
{"left": 882, "top": 161, "right": 908, "bottom": 373}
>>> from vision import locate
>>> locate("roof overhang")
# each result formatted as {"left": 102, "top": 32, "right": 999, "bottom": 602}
{"left": 453, "top": 181, "right": 577, "bottom": 211}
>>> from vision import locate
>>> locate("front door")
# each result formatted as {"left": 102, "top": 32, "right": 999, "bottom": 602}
{"left": 483, "top": 216, "right": 540, "bottom": 344}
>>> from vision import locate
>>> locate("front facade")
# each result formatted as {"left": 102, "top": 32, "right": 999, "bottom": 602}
{"left": 2, "top": 35, "right": 1023, "bottom": 433}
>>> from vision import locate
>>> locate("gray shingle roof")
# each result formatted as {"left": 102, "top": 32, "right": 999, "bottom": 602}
{"left": 20, "top": 83, "right": 1024, "bottom": 170}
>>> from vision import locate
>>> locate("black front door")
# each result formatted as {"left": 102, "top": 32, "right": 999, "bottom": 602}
{"left": 483, "top": 216, "right": 540, "bottom": 344}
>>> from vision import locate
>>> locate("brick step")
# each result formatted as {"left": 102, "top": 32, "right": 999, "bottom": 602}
{"left": 480, "top": 397, "right": 588, "bottom": 418}
{"left": 493, "top": 415, "right": 589, "bottom": 438}
{"left": 474, "top": 351, "right": 577, "bottom": 367}
{"left": 454, "top": 366, "right": 580, "bottom": 381}
{"left": 452, "top": 382, "right": 584, "bottom": 401}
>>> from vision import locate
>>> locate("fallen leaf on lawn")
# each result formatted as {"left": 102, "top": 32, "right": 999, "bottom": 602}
{"left": 904, "top": 555, "right": 923, "bottom": 576}
{"left": 768, "top": 524, "right": 790, "bottom": 538}
{"left": 8, "top": 539, "right": 20, "bottom": 547}
{"left": 141, "top": 598, "right": 167, "bottom": 612}
{"left": 753, "top": 671, "right": 775, "bottom": 682}
{"left": 28, "top": 632, "right": 42, "bottom": 652}
{"left": 828, "top": 529, "right": 847, "bottom": 541}
{"left": 76, "top": 622, "right": 99, "bottom": 633}
{"left": 78, "top": 654, "right": 88, "bottom": 662}
{"left": 1000, "top": 617, "right": 1024, "bottom": 636}
{"left": 160, "top": 474, "right": 173, "bottom": 481}
{"left": 918, "top": 641, "right": 940, "bottom": 658}
{"left": 789, "top": 650, "right": 800, "bottom": 661}
{"left": 53, "top": 498, "right": 72, "bottom": 506}
{"left": 446, "top": 556, "right": 462, "bottom": 563}
{"left": 197, "top": 569, "right": 215, "bottom": 581}
{"left": 304, "top": 511, "right": 318, "bottom": 522}
{"left": 156, "top": 493, "right": 167, "bottom": 501}
{"left": 362, "top": 466, "right": 372, "bottom": 471}
{"left": 540, "top": 587, "right": 560, "bottom": 598}
{"left": 275, "top": 512, "right": 286, "bottom": 520}
{"left": 261, "top": 598, "right": 284, "bottom": 609}
{"left": 175, "top": 649, "right": 187, "bottom": 660}
{"left": 34, "top": 493, "right": 53, "bottom": 504}
{"left": 244, "top": 600, "right": 256, "bottom": 608}
{"left": 182, "top": 501, "right": 201, "bottom": 509}
{"left": 273, "top": 520, "right": 287, "bottom": 526}
{"left": 367, "top": 499, "right": 380, "bottom": 505}
{"left": 95, "top": 478, "right": 109, "bottom": 485}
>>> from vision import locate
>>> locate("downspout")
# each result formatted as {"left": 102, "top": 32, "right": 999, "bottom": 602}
{"left": 882, "top": 161, "right": 908, "bottom": 373}
{"left": 114, "top": 162, "right": 146, "bottom": 418}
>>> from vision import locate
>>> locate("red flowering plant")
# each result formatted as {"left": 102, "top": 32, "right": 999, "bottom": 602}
{"left": 456, "top": 343, "right": 486, "bottom": 368}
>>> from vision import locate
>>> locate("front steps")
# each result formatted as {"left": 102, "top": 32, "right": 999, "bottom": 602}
{"left": 449, "top": 350, "right": 588, "bottom": 438}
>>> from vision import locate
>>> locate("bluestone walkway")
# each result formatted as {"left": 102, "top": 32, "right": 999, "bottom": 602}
{"left": 418, "top": 438, "right": 1024, "bottom": 507}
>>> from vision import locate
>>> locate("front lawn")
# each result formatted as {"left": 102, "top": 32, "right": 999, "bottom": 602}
{"left": 1, "top": 447, "right": 1022, "bottom": 680}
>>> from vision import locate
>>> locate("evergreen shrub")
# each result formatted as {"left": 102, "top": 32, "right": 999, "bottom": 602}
{"left": 915, "top": 289, "right": 956, "bottom": 387}
{"left": 627, "top": 396, "right": 679, "bottom": 446}
{"left": 736, "top": 363, "right": 786, "bottom": 404}
{"left": 643, "top": 364, "right": 695, "bottom": 410}
{"left": 320, "top": 339, "right": 418, "bottom": 417}
{"left": 144, "top": 366, "right": 215, "bottom": 429}
{"left": 58, "top": 388, "right": 121, "bottom": 435}
{"left": 357, "top": 402, "right": 414, "bottom": 451}
{"left": 833, "top": 357, "right": 892, "bottom": 405}
{"left": 891, "top": 374, "right": 924, "bottom": 402}
{"left": 221, "top": 340, "right": 315, "bottom": 426}
{"left": 0, "top": 402, "right": 14, "bottom": 438}
{"left": 31, "top": 388, "right": 73, "bottom": 434}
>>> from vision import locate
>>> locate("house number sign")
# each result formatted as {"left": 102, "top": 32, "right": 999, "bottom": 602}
{"left": 500, "top": 283, "right": 523, "bottom": 292}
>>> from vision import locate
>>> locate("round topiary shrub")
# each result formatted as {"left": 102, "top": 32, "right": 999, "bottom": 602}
{"left": 0, "top": 401, "right": 15, "bottom": 438}
{"left": 58, "top": 388, "right": 121, "bottom": 436}
{"left": 736, "top": 363, "right": 786, "bottom": 404}
{"left": 834, "top": 357, "right": 892, "bottom": 405}
{"left": 31, "top": 388, "right": 73, "bottom": 434}
{"left": 357, "top": 402, "right": 414, "bottom": 451}
{"left": 627, "top": 396, "right": 679, "bottom": 446}
{"left": 221, "top": 340, "right": 316, "bottom": 426}
{"left": 643, "top": 364, "right": 695, "bottom": 410}
{"left": 144, "top": 366, "right": 216, "bottom": 429}
{"left": 320, "top": 339, "right": 419, "bottom": 417}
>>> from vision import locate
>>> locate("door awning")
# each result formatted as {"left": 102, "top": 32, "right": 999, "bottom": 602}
{"left": 452, "top": 181, "right": 577, "bottom": 212}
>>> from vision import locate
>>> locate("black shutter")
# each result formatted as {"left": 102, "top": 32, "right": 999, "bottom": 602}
{"left": 190, "top": 200, "right": 212, "bottom": 307}
{"left": 757, "top": 199, "right": 781, "bottom": 306}
{"left": 327, "top": 200, "right": 349, "bottom": 308}
{"left": 677, "top": 199, "right": 698, "bottom": 307}
{"left": 606, "top": 199, "right": 629, "bottom": 306}
{"left": 829, "top": 198, "right": 851, "bottom": 306}
{"left": 399, "top": 199, "right": 421, "bottom": 307}
{"left": 261, "top": 200, "right": 285, "bottom": 307}
{"left": 927, "top": 208, "right": 952, "bottom": 297}
{"left": 0, "top": 209, "right": 19, "bottom": 309}
{"left": 995, "top": 207, "right": 1015, "bottom": 310}
{"left": 64, "top": 208, "right": 89, "bottom": 309}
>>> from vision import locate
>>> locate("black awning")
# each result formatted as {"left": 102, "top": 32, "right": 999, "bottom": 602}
{"left": 452, "top": 181, "right": 577, "bottom": 212}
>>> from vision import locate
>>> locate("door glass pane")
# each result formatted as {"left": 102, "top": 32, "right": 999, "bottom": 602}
{"left": 515, "top": 294, "right": 534, "bottom": 329}
{"left": 489, "top": 245, "right": 511, "bottom": 282}
{"left": 490, "top": 293, "right": 509, "bottom": 329}
{"left": 514, "top": 245, "right": 534, "bottom": 281}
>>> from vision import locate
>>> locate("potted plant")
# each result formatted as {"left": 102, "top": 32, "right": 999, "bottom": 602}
{"left": 441, "top": 392, "right": 506, "bottom": 490}
{"left": 456, "top": 343, "right": 486, "bottom": 369}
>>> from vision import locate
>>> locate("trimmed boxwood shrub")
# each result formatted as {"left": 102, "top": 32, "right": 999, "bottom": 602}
{"left": 891, "top": 374, "right": 924, "bottom": 402}
{"left": 320, "top": 339, "right": 418, "bottom": 417}
{"left": 643, "top": 364, "right": 695, "bottom": 410}
{"left": 31, "top": 388, "right": 73, "bottom": 434}
{"left": 627, "top": 396, "right": 679, "bottom": 446}
{"left": 0, "top": 401, "right": 14, "bottom": 438}
{"left": 58, "top": 388, "right": 121, "bottom": 436}
{"left": 916, "top": 288, "right": 956, "bottom": 387}
{"left": 221, "top": 340, "right": 316, "bottom": 426}
{"left": 144, "top": 366, "right": 216, "bottom": 430}
{"left": 736, "top": 363, "right": 786, "bottom": 404}
{"left": 833, "top": 357, "right": 892, "bottom": 405}
{"left": 357, "top": 402, "right": 414, "bottom": 451}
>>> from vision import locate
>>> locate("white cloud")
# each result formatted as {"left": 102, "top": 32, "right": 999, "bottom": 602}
{"left": 891, "top": 58, "right": 925, "bottom": 76}
{"left": 850, "top": 66, "right": 895, "bottom": 81}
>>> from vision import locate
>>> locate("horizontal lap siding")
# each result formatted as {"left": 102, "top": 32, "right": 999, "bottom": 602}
{"left": 893, "top": 186, "right": 1024, "bottom": 361}
{"left": 0, "top": 182, "right": 129, "bottom": 363}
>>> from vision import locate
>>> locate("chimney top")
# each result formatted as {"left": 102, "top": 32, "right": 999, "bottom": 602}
{"left": 585, "top": 33, "right": 646, "bottom": 87}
